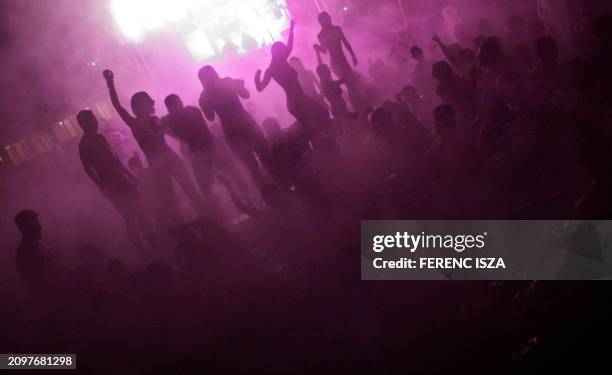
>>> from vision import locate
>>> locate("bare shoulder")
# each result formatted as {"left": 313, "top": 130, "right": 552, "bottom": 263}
{"left": 221, "top": 77, "right": 237, "bottom": 85}
{"left": 332, "top": 25, "right": 344, "bottom": 35}
{"left": 185, "top": 105, "right": 203, "bottom": 116}
{"left": 159, "top": 113, "right": 171, "bottom": 125}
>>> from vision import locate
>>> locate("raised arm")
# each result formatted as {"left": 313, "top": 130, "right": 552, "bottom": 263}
{"left": 255, "top": 68, "right": 272, "bottom": 92}
{"left": 103, "top": 70, "right": 136, "bottom": 127}
{"left": 340, "top": 29, "right": 358, "bottom": 65}
{"left": 287, "top": 19, "right": 295, "bottom": 56}
{"left": 432, "top": 34, "right": 458, "bottom": 66}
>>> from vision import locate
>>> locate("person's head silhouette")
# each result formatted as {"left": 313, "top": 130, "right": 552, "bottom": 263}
{"left": 479, "top": 37, "right": 502, "bottom": 68}
{"left": 77, "top": 110, "right": 99, "bottom": 135}
{"left": 164, "top": 94, "right": 184, "bottom": 115}
{"left": 318, "top": 12, "right": 332, "bottom": 28}
{"left": 15, "top": 210, "right": 41, "bottom": 241}
{"left": 130, "top": 92, "right": 155, "bottom": 117}
{"left": 432, "top": 61, "right": 453, "bottom": 80}
{"left": 271, "top": 41, "right": 290, "bottom": 61}
{"left": 371, "top": 108, "right": 394, "bottom": 134}
{"left": 400, "top": 85, "right": 420, "bottom": 103}
{"left": 198, "top": 65, "right": 220, "bottom": 89}
{"left": 410, "top": 46, "right": 424, "bottom": 61}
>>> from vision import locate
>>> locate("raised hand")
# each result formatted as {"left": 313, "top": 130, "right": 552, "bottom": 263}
{"left": 103, "top": 69, "right": 114, "bottom": 82}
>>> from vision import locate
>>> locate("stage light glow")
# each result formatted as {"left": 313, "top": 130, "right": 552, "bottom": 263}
{"left": 110, "top": 0, "right": 290, "bottom": 61}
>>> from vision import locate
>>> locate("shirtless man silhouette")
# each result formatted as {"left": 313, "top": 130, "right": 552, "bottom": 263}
{"left": 255, "top": 20, "right": 331, "bottom": 143}
{"left": 103, "top": 70, "right": 206, "bottom": 224}
{"left": 78, "top": 110, "right": 153, "bottom": 254}
{"left": 313, "top": 12, "right": 366, "bottom": 112}
{"left": 198, "top": 65, "right": 273, "bottom": 187}
{"left": 161, "top": 94, "right": 216, "bottom": 199}
{"left": 314, "top": 12, "right": 358, "bottom": 81}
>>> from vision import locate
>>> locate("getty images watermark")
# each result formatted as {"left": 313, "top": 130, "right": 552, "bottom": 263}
{"left": 361, "top": 220, "right": 612, "bottom": 280}
{"left": 371, "top": 231, "right": 506, "bottom": 270}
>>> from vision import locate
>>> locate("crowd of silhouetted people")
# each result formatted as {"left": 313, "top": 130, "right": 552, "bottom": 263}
{"left": 7, "top": 3, "right": 612, "bottom": 372}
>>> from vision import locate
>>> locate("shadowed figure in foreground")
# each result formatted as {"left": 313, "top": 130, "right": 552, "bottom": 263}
{"left": 14, "top": 210, "right": 61, "bottom": 302}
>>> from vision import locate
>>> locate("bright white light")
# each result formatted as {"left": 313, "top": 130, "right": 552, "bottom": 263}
{"left": 111, "top": 0, "right": 201, "bottom": 41}
{"left": 111, "top": 0, "right": 290, "bottom": 61}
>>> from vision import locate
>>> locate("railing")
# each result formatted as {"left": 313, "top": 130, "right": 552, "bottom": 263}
{"left": 1, "top": 99, "right": 115, "bottom": 169}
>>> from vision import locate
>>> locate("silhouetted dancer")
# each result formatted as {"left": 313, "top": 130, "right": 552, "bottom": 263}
{"left": 316, "top": 64, "right": 348, "bottom": 121}
{"left": 314, "top": 12, "right": 357, "bottom": 81}
{"left": 198, "top": 65, "right": 273, "bottom": 187}
{"left": 14, "top": 210, "right": 59, "bottom": 301}
{"left": 288, "top": 56, "right": 328, "bottom": 111}
{"left": 78, "top": 110, "right": 154, "bottom": 254}
{"left": 255, "top": 20, "right": 331, "bottom": 144}
{"left": 409, "top": 46, "right": 434, "bottom": 98}
{"left": 103, "top": 70, "right": 206, "bottom": 225}
{"left": 314, "top": 12, "right": 366, "bottom": 112}
{"left": 161, "top": 94, "right": 217, "bottom": 202}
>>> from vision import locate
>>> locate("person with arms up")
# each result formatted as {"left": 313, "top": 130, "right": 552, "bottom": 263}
{"left": 103, "top": 70, "right": 206, "bottom": 226}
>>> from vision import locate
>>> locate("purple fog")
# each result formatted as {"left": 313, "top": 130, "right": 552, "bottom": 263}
{"left": 1, "top": 0, "right": 612, "bottom": 373}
